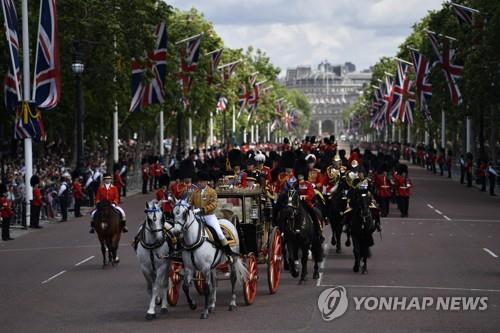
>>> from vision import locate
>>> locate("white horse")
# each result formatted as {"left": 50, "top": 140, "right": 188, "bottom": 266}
{"left": 136, "top": 200, "right": 171, "bottom": 320}
{"left": 173, "top": 199, "right": 248, "bottom": 319}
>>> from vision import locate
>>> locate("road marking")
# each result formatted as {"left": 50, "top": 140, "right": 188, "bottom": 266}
{"left": 0, "top": 245, "right": 95, "bottom": 253}
{"left": 443, "top": 215, "right": 451, "bottom": 221}
{"left": 427, "top": 204, "right": 434, "bottom": 209}
{"left": 75, "top": 256, "right": 95, "bottom": 266}
{"left": 318, "top": 284, "right": 500, "bottom": 293}
{"left": 41, "top": 270, "right": 66, "bottom": 284}
{"left": 483, "top": 248, "right": 498, "bottom": 258}
{"left": 434, "top": 209, "right": 442, "bottom": 215}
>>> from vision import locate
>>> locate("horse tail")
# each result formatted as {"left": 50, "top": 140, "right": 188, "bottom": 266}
{"left": 232, "top": 257, "right": 249, "bottom": 285}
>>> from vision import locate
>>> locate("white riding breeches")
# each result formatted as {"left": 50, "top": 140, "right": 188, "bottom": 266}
{"left": 203, "top": 214, "right": 225, "bottom": 240}
{"left": 91, "top": 204, "right": 126, "bottom": 220}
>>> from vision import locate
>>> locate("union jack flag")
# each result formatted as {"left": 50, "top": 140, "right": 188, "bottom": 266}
{"left": 370, "top": 86, "right": 385, "bottom": 129}
{"left": 1, "top": 0, "right": 21, "bottom": 111}
{"left": 129, "top": 22, "right": 167, "bottom": 113}
{"left": 409, "top": 48, "right": 432, "bottom": 120}
{"left": 426, "top": 30, "right": 463, "bottom": 106}
{"left": 216, "top": 96, "right": 227, "bottom": 113}
{"left": 270, "top": 99, "right": 283, "bottom": 132}
{"left": 207, "top": 48, "right": 223, "bottom": 86}
{"left": 237, "top": 83, "right": 248, "bottom": 118}
{"left": 32, "top": 0, "right": 60, "bottom": 110}
{"left": 178, "top": 34, "right": 202, "bottom": 108}
{"left": 389, "top": 61, "right": 415, "bottom": 123}
{"left": 450, "top": 1, "right": 478, "bottom": 27}
{"left": 382, "top": 74, "right": 395, "bottom": 123}
{"left": 222, "top": 61, "right": 239, "bottom": 81}
{"left": 247, "top": 82, "right": 260, "bottom": 118}
{"left": 14, "top": 102, "right": 46, "bottom": 140}
{"left": 283, "top": 110, "right": 297, "bottom": 131}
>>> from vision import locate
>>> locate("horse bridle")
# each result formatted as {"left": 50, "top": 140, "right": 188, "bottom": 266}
{"left": 144, "top": 207, "right": 164, "bottom": 234}
{"left": 173, "top": 202, "right": 206, "bottom": 251}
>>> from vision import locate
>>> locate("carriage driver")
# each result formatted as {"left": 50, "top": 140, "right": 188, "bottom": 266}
{"left": 190, "top": 171, "right": 234, "bottom": 262}
{"left": 89, "top": 174, "right": 128, "bottom": 233}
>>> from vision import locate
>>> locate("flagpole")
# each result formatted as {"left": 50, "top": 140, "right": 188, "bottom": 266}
{"left": 250, "top": 124, "right": 254, "bottom": 143}
{"left": 256, "top": 124, "right": 259, "bottom": 143}
{"left": 466, "top": 116, "right": 471, "bottom": 153}
{"left": 159, "top": 109, "right": 164, "bottom": 157}
{"left": 22, "top": 0, "right": 32, "bottom": 227}
{"left": 113, "top": 101, "right": 119, "bottom": 162}
{"left": 232, "top": 104, "right": 236, "bottom": 139}
{"left": 267, "top": 123, "right": 270, "bottom": 142}
{"left": 210, "top": 111, "right": 214, "bottom": 146}
{"left": 188, "top": 116, "right": 193, "bottom": 149}
{"left": 407, "top": 123, "right": 411, "bottom": 144}
{"left": 243, "top": 127, "right": 247, "bottom": 143}
{"left": 441, "top": 110, "right": 446, "bottom": 148}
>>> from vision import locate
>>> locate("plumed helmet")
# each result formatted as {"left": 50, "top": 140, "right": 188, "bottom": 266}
{"left": 283, "top": 137, "right": 290, "bottom": 145}
{"left": 310, "top": 136, "right": 316, "bottom": 144}
{"left": 30, "top": 175, "right": 40, "bottom": 187}
{"left": 280, "top": 151, "right": 296, "bottom": 169}
{"left": 326, "top": 166, "right": 340, "bottom": 183}
{"left": 305, "top": 136, "right": 310, "bottom": 143}
{"left": 305, "top": 154, "right": 316, "bottom": 164}
{"left": 294, "top": 158, "right": 308, "bottom": 178}
{"left": 159, "top": 173, "right": 170, "bottom": 187}
{"left": 228, "top": 149, "right": 243, "bottom": 168}
{"left": 254, "top": 151, "right": 266, "bottom": 163}
{"left": 179, "top": 159, "right": 196, "bottom": 180}
{"left": 197, "top": 171, "right": 211, "bottom": 181}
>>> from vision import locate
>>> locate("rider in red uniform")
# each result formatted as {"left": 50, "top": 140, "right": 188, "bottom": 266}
{"left": 89, "top": 174, "right": 128, "bottom": 233}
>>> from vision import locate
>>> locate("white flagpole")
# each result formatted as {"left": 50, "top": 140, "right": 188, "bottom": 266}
{"left": 210, "top": 111, "right": 214, "bottom": 146}
{"left": 188, "top": 117, "right": 193, "bottom": 149}
{"left": 267, "top": 123, "right": 270, "bottom": 142}
{"left": 407, "top": 123, "right": 411, "bottom": 144}
{"left": 466, "top": 116, "right": 471, "bottom": 153}
{"left": 255, "top": 124, "right": 259, "bottom": 143}
{"left": 232, "top": 105, "right": 236, "bottom": 136}
{"left": 250, "top": 125, "right": 255, "bottom": 143}
{"left": 113, "top": 101, "right": 119, "bottom": 162}
{"left": 22, "top": 0, "right": 32, "bottom": 226}
{"left": 159, "top": 109, "right": 164, "bottom": 157}
{"left": 441, "top": 110, "right": 446, "bottom": 148}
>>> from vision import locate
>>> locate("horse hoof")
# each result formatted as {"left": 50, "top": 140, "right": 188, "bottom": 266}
{"left": 362, "top": 267, "right": 368, "bottom": 274}
{"left": 209, "top": 306, "right": 216, "bottom": 313}
{"left": 160, "top": 307, "right": 168, "bottom": 314}
{"left": 145, "top": 313, "right": 156, "bottom": 320}
{"left": 200, "top": 312, "right": 209, "bottom": 319}
{"left": 228, "top": 305, "right": 237, "bottom": 311}
{"left": 345, "top": 240, "right": 351, "bottom": 247}
{"left": 353, "top": 265, "right": 360, "bottom": 273}
{"left": 114, "top": 257, "right": 120, "bottom": 264}
{"left": 313, "top": 272, "right": 320, "bottom": 279}
{"left": 189, "top": 301, "right": 197, "bottom": 310}
{"left": 330, "top": 237, "right": 336, "bottom": 246}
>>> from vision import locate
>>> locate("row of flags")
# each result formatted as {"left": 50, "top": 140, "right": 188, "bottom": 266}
{"left": 369, "top": 1, "right": 479, "bottom": 130}
{"left": 1, "top": 0, "right": 60, "bottom": 140}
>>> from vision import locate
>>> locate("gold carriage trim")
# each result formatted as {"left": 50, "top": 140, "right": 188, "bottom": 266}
{"left": 205, "top": 224, "right": 237, "bottom": 247}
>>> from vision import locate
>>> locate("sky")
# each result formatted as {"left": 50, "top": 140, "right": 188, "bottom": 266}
{"left": 167, "top": 0, "right": 445, "bottom": 74}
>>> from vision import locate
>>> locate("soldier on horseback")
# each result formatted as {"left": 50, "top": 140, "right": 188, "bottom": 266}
{"left": 89, "top": 174, "right": 128, "bottom": 233}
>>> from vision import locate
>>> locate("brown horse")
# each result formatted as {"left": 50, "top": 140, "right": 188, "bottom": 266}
{"left": 94, "top": 200, "right": 122, "bottom": 267}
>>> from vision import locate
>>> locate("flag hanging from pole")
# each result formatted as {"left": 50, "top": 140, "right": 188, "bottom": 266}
{"left": 237, "top": 83, "right": 248, "bottom": 118}
{"left": 450, "top": 1, "right": 479, "bottom": 27}
{"left": 409, "top": 48, "right": 432, "bottom": 120}
{"left": 222, "top": 61, "right": 239, "bottom": 81}
{"left": 426, "top": 30, "right": 463, "bottom": 106}
{"left": 207, "top": 48, "right": 223, "bottom": 86}
{"left": 129, "top": 22, "right": 167, "bottom": 113}
{"left": 178, "top": 33, "right": 203, "bottom": 110}
{"left": 216, "top": 96, "right": 227, "bottom": 113}
{"left": 382, "top": 74, "right": 395, "bottom": 123}
{"left": 1, "top": 0, "right": 22, "bottom": 111}
{"left": 389, "top": 61, "right": 415, "bottom": 123}
{"left": 32, "top": 0, "right": 60, "bottom": 110}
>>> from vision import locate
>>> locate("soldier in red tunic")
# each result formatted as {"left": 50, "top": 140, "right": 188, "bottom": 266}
{"left": 374, "top": 165, "right": 391, "bottom": 217}
{"left": 72, "top": 176, "right": 84, "bottom": 218}
{"left": 89, "top": 174, "right": 128, "bottom": 233}
{"left": 30, "top": 175, "right": 43, "bottom": 228}
{"left": 393, "top": 164, "right": 412, "bottom": 217}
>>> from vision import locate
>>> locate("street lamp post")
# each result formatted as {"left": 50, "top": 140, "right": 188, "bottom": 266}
{"left": 72, "top": 41, "right": 85, "bottom": 175}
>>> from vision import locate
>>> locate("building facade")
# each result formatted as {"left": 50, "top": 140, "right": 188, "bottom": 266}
{"left": 285, "top": 61, "right": 372, "bottom": 137}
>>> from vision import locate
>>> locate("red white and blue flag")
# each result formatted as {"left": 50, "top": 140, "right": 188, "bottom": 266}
{"left": 382, "top": 74, "right": 395, "bottom": 123}
{"left": 129, "top": 22, "right": 167, "bottom": 113}
{"left": 222, "top": 61, "right": 239, "bottom": 81}
{"left": 247, "top": 81, "right": 261, "bottom": 121}
{"left": 32, "top": 0, "right": 60, "bottom": 110}
{"left": 237, "top": 83, "right": 249, "bottom": 118}
{"left": 389, "top": 61, "right": 415, "bottom": 124}
{"left": 270, "top": 99, "right": 283, "bottom": 132}
{"left": 284, "top": 110, "right": 297, "bottom": 131}
{"left": 426, "top": 30, "right": 463, "bottom": 106}
{"left": 216, "top": 96, "right": 227, "bottom": 113}
{"left": 450, "top": 1, "right": 479, "bottom": 27}
{"left": 409, "top": 48, "right": 432, "bottom": 120}
{"left": 207, "top": 48, "right": 223, "bottom": 86}
{"left": 178, "top": 33, "right": 202, "bottom": 110}
{"left": 1, "top": 0, "right": 21, "bottom": 111}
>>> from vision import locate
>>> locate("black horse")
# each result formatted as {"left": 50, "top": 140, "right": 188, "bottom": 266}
{"left": 326, "top": 178, "right": 351, "bottom": 253}
{"left": 276, "top": 188, "right": 323, "bottom": 282}
{"left": 343, "top": 185, "right": 378, "bottom": 274}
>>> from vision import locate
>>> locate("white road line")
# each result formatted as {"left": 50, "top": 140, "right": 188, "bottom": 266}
{"left": 41, "top": 270, "right": 66, "bottom": 284}
{"left": 483, "top": 248, "right": 498, "bottom": 258}
{"left": 434, "top": 209, "right": 443, "bottom": 215}
{"left": 426, "top": 204, "right": 434, "bottom": 209}
{"left": 75, "top": 256, "right": 95, "bottom": 267}
{"left": 443, "top": 215, "right": 451, "bottom": 221}
{"left": 318, "top": 284, "right": 500, "bottom": 293}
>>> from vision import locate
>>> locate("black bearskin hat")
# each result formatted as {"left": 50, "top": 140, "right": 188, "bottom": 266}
{"left": 159, "top": 173, "right": 170, "bottom": 187}
{"left": 280, "top": 151, "right": 296, "bottom": 169}
{"left": 228, "top": 149, "right": 243, "bottom": 168}
{"left": 283, "top": 137, "right": 290, "bottom": 145}
{"left": 294, "top": 158, "right": 308, "bottom": 178}
{"left": 179, "top": 159, "right": 196, "bottom": 180}
{"left": 30, "top": 175, "right": 40, "bottom": 187}
{"left": 398, "top": 164, "right": 408, "bottom": 174}
{"left": 197, "top": 171, "right": 211, "bottom": 181}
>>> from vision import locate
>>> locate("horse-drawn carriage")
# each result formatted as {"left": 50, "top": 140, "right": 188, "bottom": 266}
{"left": 166, "top": 187, "right": 283, "bottom": 307}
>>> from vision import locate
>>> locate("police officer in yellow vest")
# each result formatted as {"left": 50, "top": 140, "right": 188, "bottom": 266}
{"left": 189, "top": 171, "right": 233, "bottom": 260}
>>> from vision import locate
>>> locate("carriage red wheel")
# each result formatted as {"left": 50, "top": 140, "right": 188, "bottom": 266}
{"left": 243, "top": 255, "right": 258, "bottom": 305}
{"left": 194, "top": 271, "right": 206, "bottom": 295}
{"left": 167, "top": 262, "right": 182, "bottom": 306}
{"left": 267, "top": 227, "right": 283, "bottom": 294}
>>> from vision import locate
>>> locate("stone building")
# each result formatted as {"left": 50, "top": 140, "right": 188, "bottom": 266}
{"left": 285, "top": 61, "right": 371, "bottom": 136}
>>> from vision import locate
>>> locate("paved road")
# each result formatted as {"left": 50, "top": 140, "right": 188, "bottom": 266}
{"left": 0, "top": 162, "right": 499, "bottom": 333}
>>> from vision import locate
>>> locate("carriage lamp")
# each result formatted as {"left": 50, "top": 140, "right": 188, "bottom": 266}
{"left": 71, "top": 61, "right": 84, "bottom": 74}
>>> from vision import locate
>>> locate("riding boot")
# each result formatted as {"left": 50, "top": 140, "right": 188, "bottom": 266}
{"left": 220, "top": 238, "right": 234, "bottom": 263}
{"left": 89, "top": 221, "right": 95, "bottom": 234}
{"left": 121, "top": 219, "right": 128, "bottom": 233}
